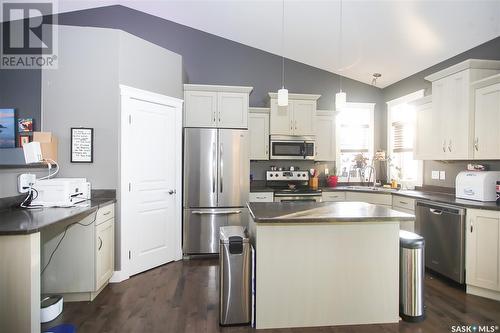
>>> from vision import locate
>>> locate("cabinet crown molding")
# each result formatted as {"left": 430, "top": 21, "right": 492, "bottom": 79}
{"left": 184, "top": 84, "right": 253, "bottom": 93}
{"left": 425, "top": 59, "right": 500, "bottom": 82}
{"left": 471, "top": 73, "right": 500, "bottom": 89}
{"left": 268, "top": 92, "right": 321, "bottom": 101}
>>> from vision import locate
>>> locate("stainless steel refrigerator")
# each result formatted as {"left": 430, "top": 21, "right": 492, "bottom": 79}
{"left": 183, "top": 128, "right": 249, "bottom": 255}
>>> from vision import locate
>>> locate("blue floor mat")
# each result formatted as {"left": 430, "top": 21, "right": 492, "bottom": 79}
{"left": 43, "top": 323, "right": 76, "bottom": 333}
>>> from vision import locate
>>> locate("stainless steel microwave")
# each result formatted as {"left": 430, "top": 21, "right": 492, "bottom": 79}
{"left": 270, "top": 135, "right": 316, "bottom": 160}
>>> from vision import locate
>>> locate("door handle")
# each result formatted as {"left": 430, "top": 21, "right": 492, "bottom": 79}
{"left": 429, "top": 208, "right": 443, "bottom": 215}
{"left": 98, "top": 236, "right": 103, "bottom": 251}
{"left": 192, "top": 210, "right": 242, "bottom": 215}
{"left": 212, "top": 142, "right": 216, "bottom": 193}
{"left": 220, "top": 142, "right": 223, "bottom": 193}
{"left": 168, "top": 189, "right": 176, "bottom": 195}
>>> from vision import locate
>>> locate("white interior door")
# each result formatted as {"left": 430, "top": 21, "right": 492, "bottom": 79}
{"left": 121, "top": 86, "right": 183, "bottom": 277}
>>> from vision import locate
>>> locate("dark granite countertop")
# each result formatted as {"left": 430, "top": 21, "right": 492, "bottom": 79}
{"left": 0, "top": 198, "right": 116, "bottom": 235}
{"left": 251, "top": 182, "right": 500, "bottom": 211}
{"left": 247, "top": 201, "right": 415, "bottom": 223}
{"left": 392, "top": 190, "right": 500, "bottom": 210}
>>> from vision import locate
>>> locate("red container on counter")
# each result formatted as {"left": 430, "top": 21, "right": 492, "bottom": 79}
{"left": 327, "top": 176, "right": 339, "bottom": 187}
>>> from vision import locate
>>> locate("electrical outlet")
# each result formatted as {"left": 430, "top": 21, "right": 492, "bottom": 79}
{"left": 431, "top": 171, "right": 440, "bottom": 180}
{"left": 440, "top": 171, "right": 446, "bottom": 180}
{"left": 18, "top": 174, "right": 36, "bottom": 193}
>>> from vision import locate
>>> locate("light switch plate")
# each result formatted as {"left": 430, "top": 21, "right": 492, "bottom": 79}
{"left": 439, "top": 171, "right": 446, "bottom": 180}
{"left": 431, "top": 171, "right": 440, "bottom": 180}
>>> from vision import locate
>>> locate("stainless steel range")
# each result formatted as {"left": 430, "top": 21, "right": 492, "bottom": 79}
{"left": 266, "top": 170, "right": 322, "bottom": 202}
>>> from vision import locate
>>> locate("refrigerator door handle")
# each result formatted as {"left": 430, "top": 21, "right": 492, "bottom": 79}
{"left": 212, "top": 142, "right": 216, "bottom": 193}
{"left": 191, "top": 210, "right": 242, "bottom": 215}
{"left": 220, "top": 142, "right": 224, "bottom": 193}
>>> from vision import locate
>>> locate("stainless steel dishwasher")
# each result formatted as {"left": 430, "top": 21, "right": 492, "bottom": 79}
{"left": 416, "top": 200, "right": 466, "bottom": 283}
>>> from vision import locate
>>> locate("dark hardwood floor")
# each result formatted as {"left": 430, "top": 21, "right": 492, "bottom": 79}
{"left": 42, "top": 259, "right": 500, "bottom": 333}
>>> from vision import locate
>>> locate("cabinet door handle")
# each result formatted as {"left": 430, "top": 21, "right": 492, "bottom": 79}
{"left": 399, "top": 201, "right": 407, "bottom": 205}
{"left": 290, "top": 120, "right": 293, "bottom": 130}
{"left": 470, "top": 222, "right": 473, "bottom": 233}
{"left": 447, "top": 140, "right": 452, "bottom": 152}
{"left": 265, "top": 144, "right": 268, "bottom": 155}
{"left": 98, "top": 236, "right": 103, "bottom": 251}
{"left": 295, "top": 120, "right": 297, "bottom": 130}
{"left": 474, "top": 138, "right": 479, "bottom": 151}
{"left": 442, "top": 140, "right": 446, "bottom": 152}
{"left": 103, "top": 211, "right": 111, "bottom": 216}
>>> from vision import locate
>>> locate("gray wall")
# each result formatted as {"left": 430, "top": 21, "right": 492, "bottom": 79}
{"left": 383, "top": 36, "right": 500, "bottom": 187}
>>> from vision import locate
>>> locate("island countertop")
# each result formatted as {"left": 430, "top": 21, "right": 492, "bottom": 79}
{"left": 247, "top": 201, "right": 415, "bottom": 223}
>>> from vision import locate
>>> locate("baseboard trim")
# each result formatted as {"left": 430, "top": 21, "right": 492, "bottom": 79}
{"left": 109, "top": 270, "right": 130, "bottom": 283}
{"left": 467, "top": 285, "right": 500, "bottom": 301}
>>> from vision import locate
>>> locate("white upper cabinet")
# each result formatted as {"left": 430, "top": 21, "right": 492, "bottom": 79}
{"left": 269, "top": 93, "right": 320, "bottom": 136}
{"left": 184, "top": 90, "right": 218, "bottom": 127}
{"left": 269, "top": 98, "right": 292, "bottom": 135}
{"left": 315, "top": 111, "right": 336, "bottom": 161}
{"left": 472, "top": 74, "right": 500, "bottom": 160}
{"left": 424, "top": 59, "right": 500, "bottom": 160}
{"left": 292, "top": 100, "right": 316, "bottom": 135}
{"left": 184, "top": 84, "right": 253, "bottom": 128}
{"left": 413, "top": 96, "right": 437, "bottom": 160}
{"left": 249, "top": 108, "right": 270, "bottom": 160}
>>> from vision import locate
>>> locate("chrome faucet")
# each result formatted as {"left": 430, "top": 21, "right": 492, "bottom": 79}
{"left": 363, "top": 165, "right": 377, "bottom": 187}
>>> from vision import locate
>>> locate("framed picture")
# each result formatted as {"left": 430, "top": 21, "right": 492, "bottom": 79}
{"left": 18, "top": 118, "right": 33, "bottom": 133}
{"left": 19, "top": 135, "right": 30, "bottom": 147}
{"left": 0, "top": 108, "right": 15, "bottom": 149}
{"left": 71, "top": 127, "right": 94, "bottom": 163}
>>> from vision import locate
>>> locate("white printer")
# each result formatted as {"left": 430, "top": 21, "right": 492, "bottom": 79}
{"left": 456, "top": 171, "right": 500, "bottom": 202}
{"left": 32, "top": 178, "right": 91, "bottom": 207}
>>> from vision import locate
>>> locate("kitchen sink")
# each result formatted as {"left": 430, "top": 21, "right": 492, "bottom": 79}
{"left": 344, "top": 186, "right": 399, "bottom": 193}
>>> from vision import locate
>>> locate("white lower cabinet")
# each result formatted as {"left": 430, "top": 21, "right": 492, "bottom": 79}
{"left": 42, "top": 203, "right": 115, "bottom": 301}
{"left": 466, "top": 208, "right": 500, "bottom": 301}
{"left": 249, "top": 192, "right": 274, "bottom": 202}
{"left": 345, "top": 192, "right": 392, "bottom": 206}
{"left": 391, "top": 195, "right": 416, "bottom": 232}
{"left": 322, "top": 192, "right": 346, "bottom": 202}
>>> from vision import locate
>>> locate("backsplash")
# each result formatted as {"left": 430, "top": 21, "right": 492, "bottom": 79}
{"left": 423, "top": 160, "right": 500, "bottom": 188}
{"left": 250, "top": 160, "right": 336, "bottom": 181}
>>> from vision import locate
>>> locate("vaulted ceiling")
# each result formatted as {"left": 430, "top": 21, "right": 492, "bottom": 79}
{"left": 53, "top": 0, "right": 500, "bottom": 87}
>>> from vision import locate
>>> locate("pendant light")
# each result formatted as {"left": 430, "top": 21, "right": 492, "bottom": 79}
{"left": 335, "top": 0, "right": 347, "bottom": 110}
{"left": 277, "top": 0, "right": 288, "bottom": 106}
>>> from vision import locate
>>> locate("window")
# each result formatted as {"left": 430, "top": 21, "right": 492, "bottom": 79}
{"left": 336, "top": 103, "right": 375, "bottom": 182}
{"left": 387, "top": 90, "right": 424, "bottom": 188}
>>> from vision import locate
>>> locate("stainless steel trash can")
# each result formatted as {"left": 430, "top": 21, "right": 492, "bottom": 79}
{"left": 219, "top": 226, "right": 251, "bottom": 326}
{"left": 400, "top": 230, "right": 425, "bottom": 322}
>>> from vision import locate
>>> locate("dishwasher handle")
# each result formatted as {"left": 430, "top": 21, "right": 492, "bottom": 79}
{"left": 429, "top": 208, "right": 443, "bottom": 215}
{"left": 416, "top": 201, "right": 465, "bottom": 216}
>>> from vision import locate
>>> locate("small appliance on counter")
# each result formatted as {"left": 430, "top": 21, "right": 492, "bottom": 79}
{"left": 455, "top": 171, "right": 500, "bottom": 202}
{"left": 32, "top": 178, "right": 91, "bottom": 207}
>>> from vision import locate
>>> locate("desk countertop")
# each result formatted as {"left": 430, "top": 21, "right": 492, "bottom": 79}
{"left": 0, "top": 198, "right": 115, "bottom": 235}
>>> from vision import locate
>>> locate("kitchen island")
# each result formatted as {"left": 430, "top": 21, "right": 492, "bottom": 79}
{"left": 247, "top": 201, "right": 415, "bottom": 329}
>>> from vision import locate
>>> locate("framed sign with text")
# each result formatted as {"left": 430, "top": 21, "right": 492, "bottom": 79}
{"left": 71, "top": 127, "right": 94, "bottom": 163}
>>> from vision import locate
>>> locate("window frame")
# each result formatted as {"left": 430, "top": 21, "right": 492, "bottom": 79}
{"left": 335, "top": 102, "right": 375, "bottom": 183}
{"left": 386, "top": 90, "right": 424, "bottom": 188}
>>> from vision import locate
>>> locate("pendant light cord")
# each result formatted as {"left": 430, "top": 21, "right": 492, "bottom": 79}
{"left": 281, "top": 0, "right": 285, "bottom": 89}
{"left": 339, "top": 0, "right": 343, "bottom": 92}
